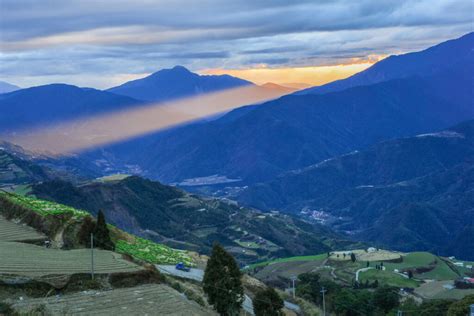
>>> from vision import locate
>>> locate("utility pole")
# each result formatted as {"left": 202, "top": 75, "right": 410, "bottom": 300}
{"left": 321, "top": 286, "right": 327, "bottom": 316}
{"left": 290, "top": 275, "right": 297, "bottom": 298}
{"left": 90, "top": 233, "right": 94, "bottom": 280}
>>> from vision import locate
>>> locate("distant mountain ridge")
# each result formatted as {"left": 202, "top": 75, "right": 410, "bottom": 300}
{"left": 298, "top": 32, "right": 473, "bottom": 95}
{"left": 107, "top": 65, "right": 254, "bottom": 102}
{"left": 99, "top": 54, "right": 473, "bottom": 184}
{"left": 237, "top": 120, "right": 474, "bottom": 259}
{"left": 0, "top": 84, "right": 142, "bottom": 132}
{"left": 0, "top": 81, "right": 20, "bottom": 94}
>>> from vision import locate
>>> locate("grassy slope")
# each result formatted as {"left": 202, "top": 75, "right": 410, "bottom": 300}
{"left": 248, "top": 253, "right": 327, "bottom": 269}
{"left": 359, "top": 269, "right": 420, "bottom": 288}
{"left": 0, "top": 191, "right": 194, "bottom": 266}
{"left": 384, "top": 252, "right": 458, "bottom": 280}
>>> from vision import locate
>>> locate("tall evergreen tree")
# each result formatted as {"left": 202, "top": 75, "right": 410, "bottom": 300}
{"left": 93, "top": 210, "right": 115, "bottom": 250}
{"left": 253, "top": 287, "right": 284, "bottom": 316}
{"left": 203, "top": 243, "right": 243, "bottom": 315}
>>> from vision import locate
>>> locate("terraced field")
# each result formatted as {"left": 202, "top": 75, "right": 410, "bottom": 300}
{"left": 358, "top": 269, "right": 420, "bottom": 288}
{"left": 0, "top": 191, "right": 88, "bottom": 217}
{"left": 249, "top": 253, "right": 327, "bottom": 269}
{"left": 10, "top": 283, "right": 213, "bottom": 315}
{"left": 0, "top": 241, "right": 142, "bottom": 277}
{"left": 0, "top": 215, "right": 45, "bottom": 242}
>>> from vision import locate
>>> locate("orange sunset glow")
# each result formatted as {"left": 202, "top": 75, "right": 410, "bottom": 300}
{"left": 200, "top": 58, "right": 386, "bottom": 87}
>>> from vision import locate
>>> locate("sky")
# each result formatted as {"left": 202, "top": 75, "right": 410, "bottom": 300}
{"left": 0, "top": 0, "right": 472, "bottom": 89}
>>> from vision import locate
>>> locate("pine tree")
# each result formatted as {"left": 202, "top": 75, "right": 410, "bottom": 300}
{"left": 93, "top": 210, "right": 115, "bottom": 250}
{"left": 203, "top": 243, "right": 243, "bottom": 315}
{"left": 77, "top": 216, "right": 95, "bottom": 247}
{"left": 253, "top": 287, "right": 284, "bottom": 316}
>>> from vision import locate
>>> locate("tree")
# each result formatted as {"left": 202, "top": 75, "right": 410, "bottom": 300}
{"left": 373, "top": 286, "right": 399, "bottom": 313}
{"left": 77, "top": 216, "right": 95, "bottom": 247}
{"left": 372, "top": 279, "right": 379, "bottom": 288}
{"left": 253, "top": 287, "right": 284, "bottom": 316}
{"left": 350, "top": 253, "right": 356, "bottom": 262}
{"left": 333, "top": 289, "right": 374, "bottom": 316}
{"left": 408, "top": 270, "right": 413, "bottom": 279}
{"left": 93, "top": 210, "right": 115, "bottom": 250}
{"left": 366, "top": 261, "right": 370, "bottom": 267}
{"left": 203, "top": 243, "right": 243, "bottom": 315}
{"left": 418, "top": 299, "right": 454, "bottom": 316}
{"left": 447, "top": 294, "right": 474, "bottom": 316}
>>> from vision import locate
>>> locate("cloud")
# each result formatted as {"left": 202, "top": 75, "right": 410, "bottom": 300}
{"left": 0, "top": 0, "right": 471, "bottom": 88}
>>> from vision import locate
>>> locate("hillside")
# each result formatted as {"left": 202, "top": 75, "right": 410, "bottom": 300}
{"left": 30, "top": 176, "right": 360, "bottom": 263}
{"left": 0, "top": 140, "right": 106, "bottom": 188}
{"left": 238, "top": 121, "right": 474, "bottom": 259}
{"left": 0, "top": 192, "right": 214, "bottom": 315}
{"left": 107, "top": 65, "right": 253, "bottom": 102}
{"left": 298, "top": 32, "right": 473, "bottom": 95}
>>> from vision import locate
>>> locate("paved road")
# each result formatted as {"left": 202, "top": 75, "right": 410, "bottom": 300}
{"left": 355, "top": 267, "right": 374, "bottom": 281}
{"left": 157, "top": 265, "right": 204, "bottom": 282}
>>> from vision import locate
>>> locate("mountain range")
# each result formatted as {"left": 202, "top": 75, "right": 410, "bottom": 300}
{"left": 87, "top": 32, "right": 473, "bottom": 185}
{"left": 237, "top": 120, "right": 474, "bottom": 259}
{"left": 0, "top": 32, "right": 472, "bottom": 260}
{"left": 0, "top": 84, "right": 142, "bottom": 132}
{"left": 298, "top": 32, "right": 474, "bottom": 95}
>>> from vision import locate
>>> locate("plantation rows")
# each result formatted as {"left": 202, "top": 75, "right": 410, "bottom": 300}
{"left": 0, "top": 191, "right": 89, "bottom": 217}
{"left": 10, "top": 284, "right": 212, "bottom": 315}
{"left": 0, "top": 241, "right": 142, "bottom": 277}
{"left": 0, "top": 215, "right": 46, "bottom": 242}
{"left": 116, "top": 237, "right": 194, "bottom": 266}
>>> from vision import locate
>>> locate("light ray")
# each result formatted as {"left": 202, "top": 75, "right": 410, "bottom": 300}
{"left": 3, "top": 85, "right": 290, "bottom": 155}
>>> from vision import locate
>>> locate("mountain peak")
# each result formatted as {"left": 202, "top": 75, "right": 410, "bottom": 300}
{"left": 0, "top": 80, "right": 21, "bottom": 94}
{"left": 161, "top": 65, "right": 192, "bottom": 74}
{"left": 108, "top": 66, "right": 252, "bottom": 102}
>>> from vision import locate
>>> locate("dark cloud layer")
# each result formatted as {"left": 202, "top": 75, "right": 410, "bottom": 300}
{"left": 0, "top": 0, "right": 472, "bottom": 88}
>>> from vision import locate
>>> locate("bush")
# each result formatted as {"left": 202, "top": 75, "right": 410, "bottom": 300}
{"left": 253, "top": 287, "right": 284, "bottom": 316}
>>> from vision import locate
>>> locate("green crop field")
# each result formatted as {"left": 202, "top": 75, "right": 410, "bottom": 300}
{"left": 10, "top": 283, "right": 212, "bottom": 315}
{"left": 0, "top": 191, "right": 89, "bottom": 217}
{"left": 0, "top": 241, "right": 142, "bottom": 277}
{"left": 1, "top": 192, "right": 196, "bottom": 268}
{"left": 383, "top": 252, "right": 458, "bottom": 280}
{"left": 358, "top": 269, "right": 420, "bottom": 288}
{"left": 0, "top": 215, "right": 45, "bottom": 242}
{"left": 116, "top": 237, "right": 194, "bottom": 266}
{"left": 94, "top": 174, "right": 130, "bottom": 183}
{"left": 248, "top": 253, "right": 327, "bottom": 269}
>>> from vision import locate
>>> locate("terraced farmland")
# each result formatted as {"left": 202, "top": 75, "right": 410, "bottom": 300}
{"left": 0, "top": 191, "right": 88, "bottom": 217}
{"left": 10, "top": 284, "right": 213, "bottom": 315}
{"left": 116, "top": 236, "right": 194, "bottom": 266}
{"left": 0, "top": 241, "right": 142, "bottom": 277}
{"left": 0, "top": 215, "right": 45, "bottom": 242}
